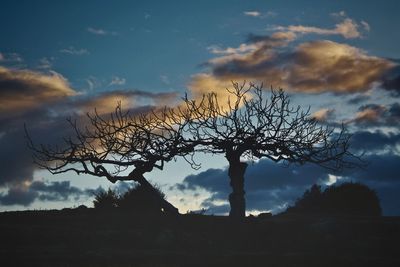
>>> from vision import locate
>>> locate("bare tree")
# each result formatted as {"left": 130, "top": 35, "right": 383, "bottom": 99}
{"left": 26, "top": 104, "right": 197, "bottom": 215}
{"left": 181, "top": 82, "right": 361, "bottom": 218}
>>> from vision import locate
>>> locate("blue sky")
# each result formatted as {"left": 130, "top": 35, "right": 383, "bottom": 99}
{"left": 0, "top": 0, "right": 399, "bottom": 214}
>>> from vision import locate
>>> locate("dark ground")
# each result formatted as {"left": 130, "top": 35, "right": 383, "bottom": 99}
{"left": 1, "top": 208, "right": 399, "bottom": 267}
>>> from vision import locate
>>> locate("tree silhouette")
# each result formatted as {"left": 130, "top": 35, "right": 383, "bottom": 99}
{"left": 26, "top": 104, "right": 196, "bottom": 215}
{"left": 181, "top": 82, "right": 361, "bottom": 218}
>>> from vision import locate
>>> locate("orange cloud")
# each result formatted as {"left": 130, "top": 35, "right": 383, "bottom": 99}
{"left": 194, "top": 40, "right": 394, "bottom": 95}
{"left": 76, "top": 90, "right": 179, "bottom": 115}
{"left": 311, "top": 108, "right": 335, "bottom": 122}
{"left": 346, "top": 104, "right": 387, "bottom": 125}
{"left": 285, "top": 41, "right": 394, "bottom": 93}
{"left": 0, "top": 67, "right": 76, "bottom": 116}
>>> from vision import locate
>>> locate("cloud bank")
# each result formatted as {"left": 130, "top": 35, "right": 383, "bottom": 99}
{"left": 190, "top": 15, "right": 398, "bottom": 97}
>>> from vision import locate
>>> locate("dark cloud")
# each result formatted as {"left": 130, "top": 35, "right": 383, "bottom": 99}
{"left": 30, "top": 181, "right": 87, "bottom": 201}
{"left": 388, "top": 103, "right": 400, "bottom": 123}
{"left": 0, "top": 180, "right": 92, "bottom": 206}
{"left": 350, "top": 131, "right": 400, "bottom": 153}
{"left": 342, "top": 153, "right": 400, "bottom": 183}
{"left": 381, "top": 66, "right": 400, "bottom": 96}
{"left": 0, "top": 130, "right": 36, "bottom": 186}
{"left": 347, "top": 94, "right": 371, "bottom": 105}
{"left": 0, "top": 186, "right": 38, "bottom": 206}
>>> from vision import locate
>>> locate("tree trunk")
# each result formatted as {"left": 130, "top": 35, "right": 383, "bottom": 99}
{"left": 227, "top": 161, "right": 248, "bottom": 218}
{"left": 136, "top": 175, "right": 180, "bottom": 216}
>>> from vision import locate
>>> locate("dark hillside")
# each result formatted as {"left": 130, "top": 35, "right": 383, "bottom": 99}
{"left": 1, "top": 209, "right": 399, "bottom": 267}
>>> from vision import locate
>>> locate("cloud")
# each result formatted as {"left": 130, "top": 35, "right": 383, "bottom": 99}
{"left": 277, "top": 18, "right": 362, "bottom": 39}
{"left": 76, "top": 90, "right": 179, "bottom": 115}
{"left": 347, "top": 103, "right": 400, "bottom": 126}
{"left": 331, "top": 10, "right": 347, "bottom": 18}
{"left": 0, "top": 52, "right": 24, "bottom": 68}
{"left": 0, "top": 129, "right": 38, "bottom": 186}
{"left": 311, "top": 108, "right": 335, "bottom": 122}
{"left": 194, "top": 14, "right": 397, "bottom": 96}
{"left": 85, "top": 76, "right": 102, "bottom": 90}
{"left": 381, "top": 66, "right": 400, "bottom": 95}
{"left": 275, "top": 12, "right": 368, "bottom": 39}
{"left": 361, "top": 21, "right": 371, "bottom": 32}
{"left": 244, "top": 11, "right": 261, "bottom": 17}
{"left": 0, "top": 67, "right": 76, "bottom": 118}
{"left": 87, "top": 27, "right": 118, "bottom": 36}
{"left": 160, "top": 75, "right": 170, "bottom": 85}
{"left": 37, "top": 57, "right": 54, "bottom": 70}
{"left": 349, "top": 131, "right": 400, "bottom": 154}
{"left": 60, "top": 46, "right": 89, "bottom": 55}
{"left": 188, "top": 73, "right": 236, "bottom": 99}
{"left": 347, "top": 94, "right": 371, "bottom": 105}
{"left": 285, "top": 41, "right": 393, "bottom": 93}
{"left": 0, "top": 184, "right": 38, "bottom": 206}
{"left": 197, "top": 38, "right": 394, "bottom": 95}
{"left": 0, "top": 52, "right": 23, "bottom": 63}
{"left": 207, "top": 43, "right": 259, "bottom": 56}
{"left": 109, "top": 76, "right": 126, "bottom": 86}
{"left": 244, "top": 11, "right": 277, "bottom": 18}
{"left": 0, "top": 180, "right": 93, "bottom": 206}
{"left": 349, "top": 104, "right": 386, "bottom": 124}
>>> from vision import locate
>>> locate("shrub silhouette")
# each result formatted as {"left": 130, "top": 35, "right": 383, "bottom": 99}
{"left": 286, "top": 182, "right": 382, "bottom": 216}
{"left": 118, "top": 184, "right": 165, "bottom": 214}
{"left": 93, "top": 184, "right": 166, "bottom": 214}
{"left": 93, "top": 188, "right": 119, "bottom": 210}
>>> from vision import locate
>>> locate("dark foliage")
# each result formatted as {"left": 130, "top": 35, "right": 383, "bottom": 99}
{"left": 93, "top": 184, "right": 166, "bottom": 214}
{"left": 118, "top": 184, "right": 165, "bottom": 214}
{"left": 286, "top": 182, "right": 382, "bottom": 216}
{"left": 93, "top": 188, "right": 118, "bottom": 210}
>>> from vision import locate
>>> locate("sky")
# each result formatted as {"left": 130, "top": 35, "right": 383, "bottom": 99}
{"left": 0, "top": 0, "right": 399, "bottom": 215}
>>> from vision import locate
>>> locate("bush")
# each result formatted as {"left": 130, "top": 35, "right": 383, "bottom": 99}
{"left": 286, "top": 182, "right": 382, "bottom": 217}
{"left": 93, "top": 188, "right": 119, "bottom": 210}
{"left": 118, "top": 184, "right": 165, "bottom": 214}
{"left": 93, "top": 183, "right": 166, "bottom": 214}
